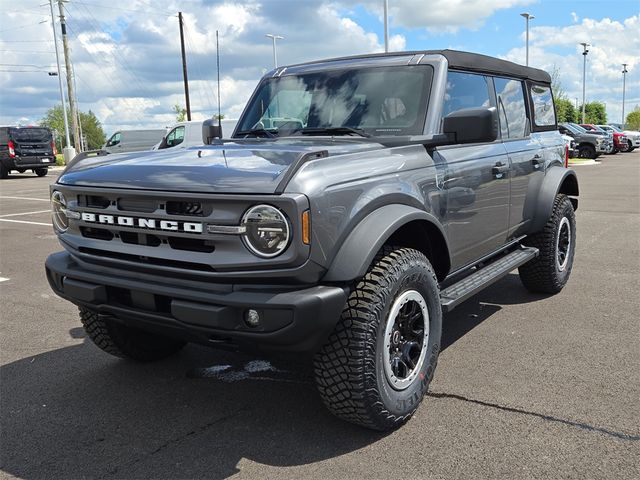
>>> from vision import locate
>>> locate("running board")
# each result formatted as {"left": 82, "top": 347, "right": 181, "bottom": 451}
{"left": 440, "top": 246, "right": 539, "bottom": 312}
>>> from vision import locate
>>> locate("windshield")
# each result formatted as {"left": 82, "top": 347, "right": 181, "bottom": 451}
{"left": 237, "top": 66, "right": 433, "bottom": 137}
{"left": 10, "top": 128, "right": 52, "bottom": 143}
{"left": 569, "top": 123, "right": 587, "bottom": 134}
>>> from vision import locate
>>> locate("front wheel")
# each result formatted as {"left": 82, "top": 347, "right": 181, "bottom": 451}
{"left": 578, "top": 145, "right": 596, "bottom": 159}
{"left": 627, "top": 141, "right": 635, "bottom": 152}
{"left": 519, "top": 194, "right": 576, "bottom": 293}
{"left": 314, "top": 247, "right": 442, "bottom": 431}
{"left": 80, "top": 308, "right": 186, "bottom": 361}
{"left": 35, "top": 168, "right": 48, "bottom": 177}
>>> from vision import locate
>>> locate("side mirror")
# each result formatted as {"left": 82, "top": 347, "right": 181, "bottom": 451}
{"left": 443, "top": 107, "right": 498, "bottom": 144}
{"left": 202, "top": 119, "right": 222, "bottom": 145}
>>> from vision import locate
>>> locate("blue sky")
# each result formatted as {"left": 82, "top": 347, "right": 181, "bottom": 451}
{"left": 0, "top": 0, "right": 638, "bottom": 133}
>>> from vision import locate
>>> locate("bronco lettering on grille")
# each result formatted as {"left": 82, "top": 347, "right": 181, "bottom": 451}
{"left": 80, "top": 212, "right": 203, "bottom": 233}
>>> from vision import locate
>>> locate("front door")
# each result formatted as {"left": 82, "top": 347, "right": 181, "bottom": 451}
{"left": 437, "top": 71, "right": 510, "bottom": 270}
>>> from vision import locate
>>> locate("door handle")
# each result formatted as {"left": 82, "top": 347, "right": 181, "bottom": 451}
{"left": 531, "top": 154, "right": 543, "bottom": 167}
{"left": 492, "top": 162, "right": 509, "bottom": 177}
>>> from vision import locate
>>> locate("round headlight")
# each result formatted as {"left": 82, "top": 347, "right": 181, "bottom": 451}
{"left": 241, "top": 205, "right": 290, "bottom": 258}
{"left": 51, "top": 190, "right": 68, "bottom": 233}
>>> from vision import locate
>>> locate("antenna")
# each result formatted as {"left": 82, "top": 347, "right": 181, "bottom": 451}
{"left": 216, "top": 30, "right": 222, "bottom": 132}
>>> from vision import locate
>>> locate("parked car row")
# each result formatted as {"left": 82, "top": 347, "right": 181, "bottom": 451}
{"left": 0, "top": 126, "right": 55, "bottom": 178}
{"left": 559, "top": 122, "right": 640, "bottom": 159}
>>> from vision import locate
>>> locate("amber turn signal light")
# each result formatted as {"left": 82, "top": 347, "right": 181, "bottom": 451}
{"left": 302, "top": 210, "right": 310, "bottom": 245}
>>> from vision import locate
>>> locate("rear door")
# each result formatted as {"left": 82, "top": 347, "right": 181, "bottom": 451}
{"left": 493, "top": 77, "right": 543, "bottom": 236}
{"left": 9, "top": 128, "right": 53, "bottom": 158}
{"left": 436, "top": 71, "right": 511, "bottom": 269}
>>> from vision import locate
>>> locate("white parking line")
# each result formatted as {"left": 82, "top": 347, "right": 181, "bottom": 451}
{"left": 0, "top": 210, "right": 51, "bottom": 218}
{"left": 0, "top": 218, "right": 51, "bottom": 226}
{"left": 0, "top": 277, "right": 9, "bottom": 283}
{"left": 0, "top": 196, "right": 49, "bottom": 202}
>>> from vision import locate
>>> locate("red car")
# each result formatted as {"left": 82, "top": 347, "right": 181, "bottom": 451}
{"left": 580, "top": 124, "right": 628, "bottom": 153}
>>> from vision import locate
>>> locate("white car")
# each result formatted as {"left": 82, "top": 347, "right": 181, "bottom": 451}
{"left": 153, "top": 119, "right": 239, "bottom": 151}
{"left": 561, "top": 134, "right": 576, "bottom": 158}
{"left": 601, "top": 125, "right": 640, "bottom": 152}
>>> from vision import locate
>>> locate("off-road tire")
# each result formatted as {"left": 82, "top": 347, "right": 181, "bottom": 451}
{"left": 35, "top": 168, "right": 48, "bottom": 177}
{"left": 519, "top": 194, "right": 576, "bottom": 294}
{"left": 79, "top": 307, "right": 185, "bottom": 361}
{"left": 314, "top": 247, "right": 442, "bottom": 431}
{"left": 578, "top": 144, "right": 596, "bottom": 159}
{"left": 0, "top": 165, "right": 8, "bottom": 179}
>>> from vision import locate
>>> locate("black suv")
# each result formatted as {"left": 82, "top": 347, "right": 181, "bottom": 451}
{"left": 0, "top": 126, "right": 55, "bottom": 178}
{"left": 46, "top": 50, "right": 578, "bottom": 431}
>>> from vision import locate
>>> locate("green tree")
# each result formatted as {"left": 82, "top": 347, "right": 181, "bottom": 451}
{"left": 40, "top": 105, "right": 106, "bottom": 150}
{"left": 213, "top": 113, "right": 225, "bottom": 121}
{"left": 579, "top": 102, "right": 607, "bottom": 124}
{"left": 555, "top": 98, "right": 577, "bottom": 123}
{"left": 173, "top": 104, "right": 187, "bottom": 122}
{"left": 626, "top": 107, "right": 640, "bottom": 130}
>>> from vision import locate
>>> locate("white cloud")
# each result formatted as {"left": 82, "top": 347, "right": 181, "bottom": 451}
{"left": 504, "top": 15, "right": 640, "bottom": 123}
{"left": 351, "top": 0, "right": 535, "bottom": 31}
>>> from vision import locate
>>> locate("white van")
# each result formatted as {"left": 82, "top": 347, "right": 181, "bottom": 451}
{"left": 154, "top": 119, "right": 238, "bottom": 151}
{"left": 104, "top": 129, "right": 166, "bottom": 154}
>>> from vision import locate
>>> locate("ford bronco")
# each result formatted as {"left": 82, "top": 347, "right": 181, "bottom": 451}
{"left": 45, "top": 50, "right": 578, "bottom": 431}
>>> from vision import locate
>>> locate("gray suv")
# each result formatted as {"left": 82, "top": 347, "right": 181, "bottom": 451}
{"left": 45, "top": 50, "right": 579, "bottom": 431}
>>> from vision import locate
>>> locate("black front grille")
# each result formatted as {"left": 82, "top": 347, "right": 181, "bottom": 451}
{"left": 166, "top": 200, "right": 206, "bottom": 216}
{"left": 78, "top": 195, "right": 111, "bottom": 209}
{"left": 78, "top": 247, "right": 215, "bottom": 272}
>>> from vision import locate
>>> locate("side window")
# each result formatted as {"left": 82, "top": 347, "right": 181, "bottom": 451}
{"left": 494, "top": 77, "right": 527, "bottom": 139}
{"left": 166, "top": 126, "right": 185, "bottom": 147}
{"left": 530, "top": 84, "right": 556, "bottom": 127}
{"left": 442, "top": 71, "right": 491, "bottom": 118}
{"left": 107, "top": 132, "right": 121, "bottom": 146}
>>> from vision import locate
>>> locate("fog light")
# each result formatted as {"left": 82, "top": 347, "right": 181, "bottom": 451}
{"left": 244, "top": 309, "right": 261, "bottom": 328}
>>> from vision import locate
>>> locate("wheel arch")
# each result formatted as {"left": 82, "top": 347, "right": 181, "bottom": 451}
{"left": 323, "top": 204, "right": 451, "bottom": 283}
{"left": 530, "top": 167, "right": 579, "bottom": 233}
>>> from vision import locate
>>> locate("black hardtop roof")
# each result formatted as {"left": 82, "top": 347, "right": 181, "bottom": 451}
{"left": 285, "top": 49, "right": 551, "bottom": 84}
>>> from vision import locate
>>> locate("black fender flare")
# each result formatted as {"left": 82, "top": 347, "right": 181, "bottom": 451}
{"left": 530, "top": 166, "right": 579, "bottom": 232}
{"left": 323, "top": 204, "right": 450, "bottom": 282}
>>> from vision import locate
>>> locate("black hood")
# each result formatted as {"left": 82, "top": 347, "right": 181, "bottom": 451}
{"left": 58, "top": 139, "right": 383, "bottom": 193}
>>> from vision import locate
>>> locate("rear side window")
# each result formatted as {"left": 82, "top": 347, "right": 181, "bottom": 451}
{"left": 494, "top": 77, "right": 527, "bottom": 139}
{"left": 530, "top": 84, "right": 556, "bottom": 127}
{"left": 442, "top": 71, "right": 491, "bottom": 117}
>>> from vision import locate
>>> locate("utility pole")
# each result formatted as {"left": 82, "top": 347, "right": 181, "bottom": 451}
{"left": 580, "top": 42, "right": 590, "bottom": 124}
{"left": 58, "top": 0, "right": 81, "bottom": 152}
{"left": 520, "top": 13, "right": 534, "bottom": 66}
{"left": 178, "top": 12, "right": 191, "bottom": 121}
{"left": 383, "top": 0, "right": 389, "bottom": 53}
{"left": 621, "top": 63, "right": 628, "bottom": 128}
{"left": 49, "top": 0, "right": 72, "bottom": 162}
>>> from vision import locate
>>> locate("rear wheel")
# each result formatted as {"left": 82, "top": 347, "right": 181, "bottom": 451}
{"left": 628, "top": 141, "right": 635, "bottom": 152}
{"left": 35, "top": 168, "right": 48, "bottom": 177}
{"left": 0, "top": 164, "right": 8, "bottom": 179}
{"left": 80, "top": 307, "right": 186, "bottom": 361}
{"left": 519, "top": 194, "right": 576, "bottom": 294}
{"left": 314, "top": 247, "right": 442, "bottom": 431}
{"left": 578, "top": 145, "right": 596, "bottom": 159}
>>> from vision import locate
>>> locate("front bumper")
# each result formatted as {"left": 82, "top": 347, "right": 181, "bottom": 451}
{"left": 45, "top": 251, "right": 348, "bottom": 354}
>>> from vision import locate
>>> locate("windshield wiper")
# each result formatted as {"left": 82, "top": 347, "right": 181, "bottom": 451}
{"left": 292, "top": 127, "right": 371, "bottom": 138}
{"left": 236, "top": 128, "right": 276, "bottom": 138}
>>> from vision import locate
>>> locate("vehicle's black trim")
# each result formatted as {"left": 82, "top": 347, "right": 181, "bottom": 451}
{"left": 530, "top": 167, "right": 579, "bottom": 232}
{"left": 46, "top": 251, "right": 349, "bottom": 354}
{"left": 274, "top": 150, "right": 328, "bottom": 193}
{"left": 323, "top": 204, "right": 450, "bottom": 282}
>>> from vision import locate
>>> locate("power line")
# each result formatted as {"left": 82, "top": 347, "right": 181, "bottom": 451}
{"left": 70, "top": 1, "right": 176, "bottom": 17}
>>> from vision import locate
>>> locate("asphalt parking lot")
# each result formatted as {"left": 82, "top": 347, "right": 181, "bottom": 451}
{"left": 1, "top": 154, "right": 639, "bottom": 480}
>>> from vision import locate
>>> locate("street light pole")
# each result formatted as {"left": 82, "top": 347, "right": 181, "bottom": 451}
{"left": 49, "top": 0, "right": 72, "bottom": 161}
{"left": 265, "top": 34, "right": 284, "bottom": 68}
{"left": 621, "top": 63, "right": 628, "bottom": 128}
{"left": 520, "top": 13, "right": 534, "bottom": 66}
{"left": 580, "top": 42, "right": 590, "bottom": 124}
{"left": 383, "top": 0, "right": 389, "bottom": 53}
